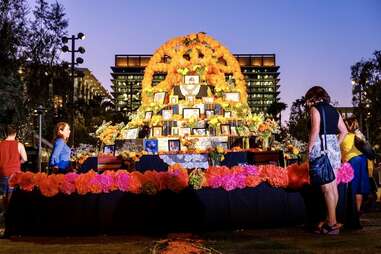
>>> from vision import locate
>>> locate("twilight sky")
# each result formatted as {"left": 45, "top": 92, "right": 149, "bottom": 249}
{"left": 33, "top": 0, "right": 381, "bottom": 121}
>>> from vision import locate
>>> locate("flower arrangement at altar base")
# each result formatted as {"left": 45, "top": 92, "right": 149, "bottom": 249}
{"left": 95, "top": 121, "right": 125, "bottom": 145}
{"left": 208, "top": 145, "right": 226, "bottom": 166}
{"left": 71, "top": 144, "right": 97, "bottom": 166}
{"left": 188, "top": 168, "right": 205, "bottom": 190}
{"left": 9, "top": 162, "right": 355, "bottom": 197}
{"left": 273, "top": 134, "right": 307, "bottom": 161}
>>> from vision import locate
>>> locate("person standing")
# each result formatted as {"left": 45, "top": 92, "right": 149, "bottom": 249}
{"left": 49, "top": 122, "right": 72, "bottom": 173}
{"left": 305, "top": 86, "right": 348, "bottom": 235}
{"left": 0, "top": 125, "right": 28, "bottom": 210}
{"left": 341, "top": 117, "right": 370, "bottom": 216}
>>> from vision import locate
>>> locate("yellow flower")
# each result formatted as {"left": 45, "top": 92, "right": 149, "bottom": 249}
{"left": 216, "top": 146, "right": 225, "bottom": 154}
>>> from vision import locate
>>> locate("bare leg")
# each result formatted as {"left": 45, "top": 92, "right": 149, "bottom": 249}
{"left": 321, "top": 181, "right": 337, "bottom": 226}
{"left": 355, "top": 194, "right": 363, "bottom": 213}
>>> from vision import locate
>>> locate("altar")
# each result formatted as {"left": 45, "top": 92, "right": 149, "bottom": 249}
{"left": 3, "top": 33, "right": 359, "bottom": 237}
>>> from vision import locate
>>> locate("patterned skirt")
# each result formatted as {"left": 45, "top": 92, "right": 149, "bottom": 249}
{"left": 309, "top": 134, "right": 341, "bottom": 175}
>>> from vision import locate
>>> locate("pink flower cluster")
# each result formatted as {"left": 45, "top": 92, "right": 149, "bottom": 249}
{"left": 336, "top": 162, "right": 354, "bottom": 184}
{"left": 8, "top": 162, "right": 355, "bottom": 198}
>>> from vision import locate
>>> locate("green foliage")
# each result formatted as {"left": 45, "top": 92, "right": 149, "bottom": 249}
{"left": 267, "top": 100, "right": 287, "bottom": 122}
{"left": 0, "top": 0, "right": 74, "bottom": 148}
{"left": 351, "top": 50, "right": 381, "bottom": 152}
{"left": 287, "top": 97, "right": 309, "bottom": 143}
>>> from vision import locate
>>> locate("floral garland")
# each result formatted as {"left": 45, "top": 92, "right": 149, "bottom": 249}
{"left": 9, "top": 163, "right": 354, "bottom": 197}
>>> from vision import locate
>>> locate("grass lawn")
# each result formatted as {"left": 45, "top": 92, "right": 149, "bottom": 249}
{"left": 1, "top": 211, "right": 381, "bottom": 254}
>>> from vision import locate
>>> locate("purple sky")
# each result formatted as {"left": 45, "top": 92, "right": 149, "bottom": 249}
{"left": 33, "top": 0, "right": 381, "bottom": 121}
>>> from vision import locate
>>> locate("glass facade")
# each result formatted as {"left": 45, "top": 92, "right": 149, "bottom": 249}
{"left": 111, "top": 54, "right": 280, "bottom": 114}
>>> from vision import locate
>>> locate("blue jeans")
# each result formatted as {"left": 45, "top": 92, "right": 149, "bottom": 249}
{"left": 0, "top": 177, "right": 12, "bottom": 197}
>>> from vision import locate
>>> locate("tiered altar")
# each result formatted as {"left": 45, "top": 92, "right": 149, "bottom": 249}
{"left": 5, "top": 33, "right": 359, "bottom": 236}
{"left": 96, "top": 32, "right": 279, "bottom": 156}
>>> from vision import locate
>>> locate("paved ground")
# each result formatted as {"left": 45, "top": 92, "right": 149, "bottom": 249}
{"left": 1, "top": 208, "right": 381, "bottom": 254}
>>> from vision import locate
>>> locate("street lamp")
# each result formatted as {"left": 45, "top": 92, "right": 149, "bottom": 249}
{"left": 62, "top": 32, "right": 85, "bottom": 146}
{"left": 34, "top": 105, "right": 46, "bottom": 172}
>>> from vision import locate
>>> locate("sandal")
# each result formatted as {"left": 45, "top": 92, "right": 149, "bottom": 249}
{"left": 321, "top": 223, "right": 340, "bottom": 235}
{"left": 313, "top": 221, "right": 325, "bottom": 234}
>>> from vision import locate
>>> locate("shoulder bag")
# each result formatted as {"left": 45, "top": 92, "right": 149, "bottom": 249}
{"left": 309, "top": 107, "right": 336, "bottom": 185}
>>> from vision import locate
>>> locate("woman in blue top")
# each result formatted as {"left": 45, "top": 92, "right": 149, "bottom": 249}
{"left": 49, "top": 122, "right": 71, "bottom": 173}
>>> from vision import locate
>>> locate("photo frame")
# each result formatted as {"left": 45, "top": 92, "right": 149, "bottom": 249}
{"left": 202, "top": 97, "right": 214, "bottom": 104}
{"left": 205, "top": 109, "right": 215, "bottom": 118}
{"left": 168, "top": 139, "right": 181, "bottom": 152}
{"left": 180, "top": 127, "right": 191, "bottom": 136}
{"left": 230, "top": 126, "right": 238, "bottom": 136}
{"left": 144, "top": 111, "right": 153, "bottom": 121}
{"left": 125, "top": 128, "right": 139, "bottom": 139}
{"left": 152, "top": 126, "right": 163, "bottom": 137}
{"left": 224, "top": 92, "right": 240, "bottom": 102}
{"left": 144, "top": 139, "right": 158, "bottom": 154}
{"left": 162, "top": 109, "right": 173, "bottom": 120}
{"left": 171, "top": 127, "right": 179, "bottom": 136}
{"left": 217, "top": 142, "right": 228, "bottom": 150}
{"left": 182, "top": 108, "right": 200, "bottom": 119}
{"left": 169, "top": 95, "right": 179, "bottom": 105}
{"left": 220, "top": 124, "right": 231, "bottom": 136}
{"left": 103, "top": 145, "right": 115, "bottom": 155}
{"left": 192, "top": 128, "right": 207, "bottom": 136}
{"left": 184, "top": 75, "right": 199, "bottom": 84}
{"left": 154, "top": 92, "right": 166, "bottom": 104}
{"left": 186, "top": 96, "right": 195, "bottom": 104}
{"left": 224, "top": 111, "right": 231, "bottom": 118}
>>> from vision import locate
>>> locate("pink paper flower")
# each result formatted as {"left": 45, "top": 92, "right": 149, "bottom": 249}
{"left": 336, "top": 162, "right": 354, "bottom": 184}
{"left": 60, "top": 172, "right": 79, "bottom": 195}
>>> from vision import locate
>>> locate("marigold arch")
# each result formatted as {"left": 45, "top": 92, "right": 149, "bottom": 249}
{"left": 141, "top": 33, "right": 247, "bottom": 104}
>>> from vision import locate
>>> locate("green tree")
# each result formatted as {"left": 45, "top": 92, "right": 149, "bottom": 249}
{"left": 287, "top": 97, "right": 309, "bottom": 143}
{"left": 267, "top": 100, "right": 287, "bottom": 123}
{"left": 351, "top": 50, "right": 381, "bottom": 152}
{"left": 0, "top": 0, "right": 29, "bottom": 126}
{"left": 24, "top": 0, "right": 68, "bottom": 106}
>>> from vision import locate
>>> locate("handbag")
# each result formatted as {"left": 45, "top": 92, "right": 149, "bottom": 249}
{"left": 309, "top": 107, "right": 336, "bottom": 185}
{"left": 354, "top": 135, "right": 376, "bottom": 160}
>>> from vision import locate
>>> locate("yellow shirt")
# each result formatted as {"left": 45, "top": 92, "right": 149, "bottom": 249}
{"left": 341, "top": 133, "right": 362, "bottom": 162}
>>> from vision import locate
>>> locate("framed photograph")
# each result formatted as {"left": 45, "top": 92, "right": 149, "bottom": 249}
{"left": 219, "top": 142, "right": 228, "bottom": 150}
{"left": 169, "top": 95, "right": 179, "bottom": 104}
{"left": 184, "top": 75, "right": 199, "bottom": 84}
{"left": 144, "top": 139, "right": 158, "bottom": 154}
{"left": 152, "top": 126, "right": 162, "bottom": 137}
{"left": 224, "top": 111, "right": 231, "bottom": 118}
{"left": 230, "top": 126, "right": 238, "bottom": 136}
{"left": 220, "top": 124, "right": 231, "bottom": 136}
{"left": 182, "top": 108, "right": 200, "bottom": 119}
{"left": 202, "top": 97, "right": 214, "bottom": 104}
{"left": 115, "top": 139, "right": 144, "bottom": 153}
{"left": 224, "top": 92, "right": 240, "bottom": 102}
{"left": 205, "top": 109, "right": 215, "bottom": 118}
{"left": 154, "top": 92, "right": 166, "bottom": 104}
{"left": 192, "top": 128, "right": 207, "bottom": 136}
{"left": 168, "top": 139, "right": 181, "bottom": 152}
{"left": 180, "top": 127, "right": 191, "bottom": 136}
{"left": 144, "top": 111, "right": 153, "bottom": 121}
{"left": 186, "top": 96, "right": 195, "bottom": 104}
{"left": 171, "top": 127, "right": 179, "bottom": 136}
{"left": 103, "top": 145, "right": 115, "bottom": 155}
{"left": 162, "top": 109, "right": 173, "bottom": 120}
{"left": 125, "top": 128, "right": 139, "bottom": 139}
